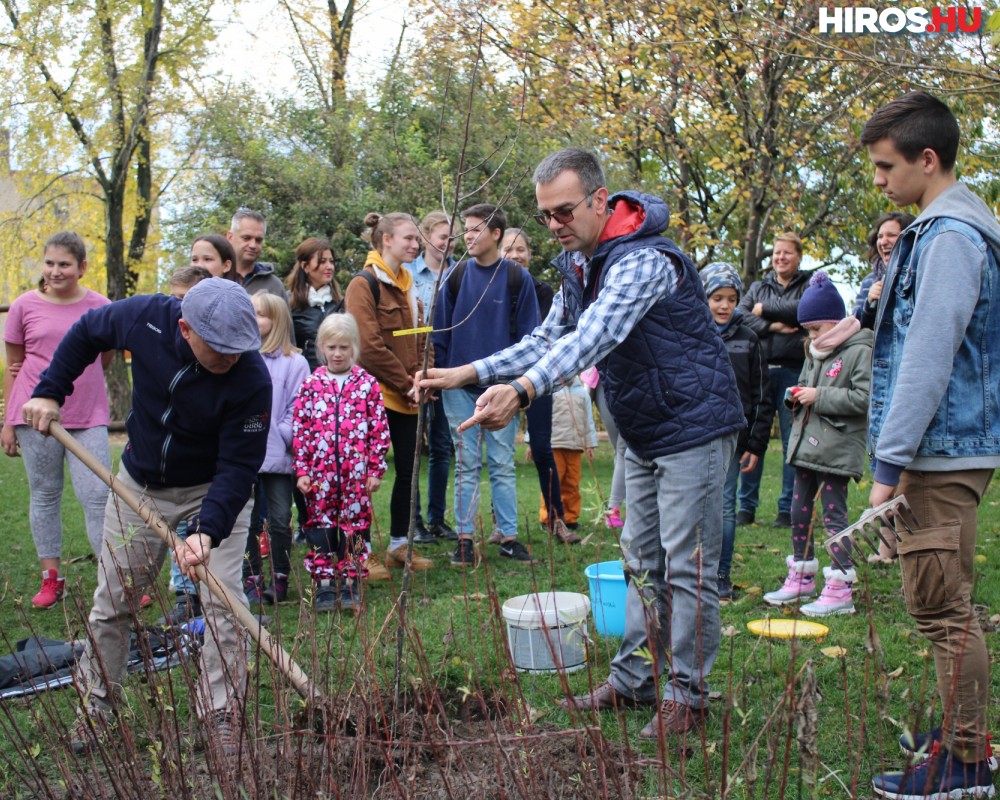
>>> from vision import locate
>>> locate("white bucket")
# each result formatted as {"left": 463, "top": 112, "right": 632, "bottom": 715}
{"left": 501, "top": 591, "right": 591, "bottom": 673}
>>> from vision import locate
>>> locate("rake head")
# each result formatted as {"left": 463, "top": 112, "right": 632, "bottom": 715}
{"left": 823, "top": 496, "right": 916, "bottom": 568}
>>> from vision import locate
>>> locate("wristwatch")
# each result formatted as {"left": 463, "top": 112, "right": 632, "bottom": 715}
{"left": 509, "top": 380, "right": 531, "bottom": 409}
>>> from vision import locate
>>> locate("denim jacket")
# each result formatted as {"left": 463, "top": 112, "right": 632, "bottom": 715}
{"left": 869, "top": 183, "right": 1000, "bottom": 484}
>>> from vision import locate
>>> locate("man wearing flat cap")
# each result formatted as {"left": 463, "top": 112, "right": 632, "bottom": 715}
{"left": 22, "top": 277, "right": 271, "bottom": 762}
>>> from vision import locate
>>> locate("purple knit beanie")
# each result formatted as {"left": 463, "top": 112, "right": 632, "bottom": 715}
{"left": 797, "top": 271, "right": 845, "bottom": 326}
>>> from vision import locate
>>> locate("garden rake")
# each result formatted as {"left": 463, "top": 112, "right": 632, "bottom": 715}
{"left": 823, "top": 495, "right": 917, "bottom": 568}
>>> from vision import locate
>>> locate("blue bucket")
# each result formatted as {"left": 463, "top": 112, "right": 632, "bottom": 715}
{"left": 584, "top": 561, "right": 627, "bottom": 636}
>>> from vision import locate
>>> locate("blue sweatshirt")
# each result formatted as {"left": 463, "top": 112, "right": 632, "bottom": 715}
{"left": 432, "top": 257, "right": 540, "bottom": 389}
{"left": 32, "top": 294, "right": 271, "bottom": 546}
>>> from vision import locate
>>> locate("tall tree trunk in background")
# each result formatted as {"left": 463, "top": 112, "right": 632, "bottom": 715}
{"left": 2, "top": 0, "right": 210, "bottom": 420}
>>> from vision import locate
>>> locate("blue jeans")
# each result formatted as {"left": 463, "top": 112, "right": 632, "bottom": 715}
{"left": 442, "top": 388, "right": 520, "bottom": 538}
{"left": 417, "top": 396, "right": 453, "bottom": 526}
{"left": 738, "top": 365, "right": 798, "bottom": 517}
{"left": 609, "top": 433, "right": 736, "bottom": 708}
{"left": 719, "top": 451, "right": 740, "bottom": 577}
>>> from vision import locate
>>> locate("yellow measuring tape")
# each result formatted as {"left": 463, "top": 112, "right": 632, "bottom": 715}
{"left": 393, "top": 326, "right": 433, "bottom": 337}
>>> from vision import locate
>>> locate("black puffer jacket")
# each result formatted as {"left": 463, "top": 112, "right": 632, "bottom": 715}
{"left": 719, "top": 310, "right": 774, "bottom": 457}
{"left": 291, "top": 298, "right": 342, "bottom": 371}
{"left": 738, "top": 269, "right": 813, "bottom": 369}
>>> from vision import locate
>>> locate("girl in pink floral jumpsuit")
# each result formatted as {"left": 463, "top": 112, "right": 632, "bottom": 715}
{"left": 292, "top": 313, "right": 390, "bottom": 611}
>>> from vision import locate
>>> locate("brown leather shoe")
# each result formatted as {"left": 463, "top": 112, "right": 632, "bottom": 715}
{"left": 558, "top": 680, "right": 656, "bottom": 711}
{"left": 553, "top": 519, "right": 582, "bottom": 544}
{"left": 638, "top": 700, "right": 706, "bottom": 738}
{"left": 385, "top": 546, "right": 433, "bottom": 571}
{"left": 364, "top": 557, "right": 391, "bottom": 582}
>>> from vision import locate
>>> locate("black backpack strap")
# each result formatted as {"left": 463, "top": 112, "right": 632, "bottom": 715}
{"left": 506, "top": 260, "right": 524, "bottom": 341}
{"left": 355, "top": 270, "right": 380, "bottom": 307}
{"left": 447, "top": 259, "right": 524, "bottom": 341}
{"left": 446, "top": 260, "right": 468, "bottom": 302}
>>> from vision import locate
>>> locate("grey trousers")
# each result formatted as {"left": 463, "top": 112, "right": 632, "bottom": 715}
{"left": 608, "top": 433, "right": 736, "bottom": 709}
{"left": 14, "top": 425, "right": 110, "bottom": 559}
{"left": 77, "top": 466, "right": 252, "bottom": 717}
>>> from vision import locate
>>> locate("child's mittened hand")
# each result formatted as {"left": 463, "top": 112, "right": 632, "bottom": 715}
{"left": 296, "top": 475, "right": 312, "bottom": 494}
{"left": 366, "top": 476, "right": 381, "bottom": 493}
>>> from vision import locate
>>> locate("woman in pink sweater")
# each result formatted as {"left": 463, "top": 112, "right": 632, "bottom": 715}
{"left": 2, "top": 232, "right": 111, "bottom": 608}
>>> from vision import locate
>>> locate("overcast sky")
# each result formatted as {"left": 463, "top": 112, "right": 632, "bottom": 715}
{"left": 212, "top": 0, "right": 410, "bottom": 96}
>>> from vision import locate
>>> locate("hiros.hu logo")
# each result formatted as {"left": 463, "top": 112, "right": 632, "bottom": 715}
{"left": 818, "top": 6, "right": 989, "bottom": 34}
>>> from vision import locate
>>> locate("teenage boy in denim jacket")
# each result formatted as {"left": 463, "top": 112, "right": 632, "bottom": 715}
{"left": 863, "top": 92, "right": 1000, "bottom": 800}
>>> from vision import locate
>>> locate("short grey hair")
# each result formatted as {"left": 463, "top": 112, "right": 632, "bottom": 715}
{"left": 230, "top": 207, "right": 267, "bottom": 234}
{"left": 532, "top": 148, "right": 606, "bottom": 195}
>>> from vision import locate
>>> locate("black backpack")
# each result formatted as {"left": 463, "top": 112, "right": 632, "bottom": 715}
{"left": 446, "top": 259, "right": 524, "bottom": 340}
{"left": 352, "top": 270, "right": 380, "bottom": 308}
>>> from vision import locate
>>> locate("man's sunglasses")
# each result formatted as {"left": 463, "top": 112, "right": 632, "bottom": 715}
{"left": 532, "top": 191, "right": 595, "bottom": 228}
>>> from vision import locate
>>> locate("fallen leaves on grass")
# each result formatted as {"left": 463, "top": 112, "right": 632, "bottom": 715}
{"left": 821, "top": 646, "right": 847, "bottom": 659}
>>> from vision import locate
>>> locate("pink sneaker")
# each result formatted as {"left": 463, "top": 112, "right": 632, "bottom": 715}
{"left": 763, "top": 556, "right": 818, "bottom": 606}
{"left": 605, "top": 506, "right": 624, "bottom": 529}
{"left": 800, "top": 567, "right": 856, "bottom": 617}
{"left": 32, "top": 569, "right": 66, "bottom": 609}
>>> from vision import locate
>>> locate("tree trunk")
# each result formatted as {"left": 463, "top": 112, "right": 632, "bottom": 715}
{"left": 105, "top": 353, "right": 132, "bottom": 422}
{"left": 104, "top": 186, "right": 132, "bottom": 420}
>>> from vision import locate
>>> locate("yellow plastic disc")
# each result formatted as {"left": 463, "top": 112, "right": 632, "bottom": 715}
{"left": 747, "top": 618, "right": 830, "bottom": 640}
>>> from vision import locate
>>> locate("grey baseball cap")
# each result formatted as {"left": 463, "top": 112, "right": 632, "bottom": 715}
{"left": 180, "top": 278, "right": 261, "bottom": 354}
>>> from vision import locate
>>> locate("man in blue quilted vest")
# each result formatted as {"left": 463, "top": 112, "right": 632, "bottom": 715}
{"left": 421, "top": 147, "right": 743, "bottom": 740}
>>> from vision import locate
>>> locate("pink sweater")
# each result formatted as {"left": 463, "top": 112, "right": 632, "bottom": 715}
{"left": 4, "top": 289, "right": 111, "bottom": 428}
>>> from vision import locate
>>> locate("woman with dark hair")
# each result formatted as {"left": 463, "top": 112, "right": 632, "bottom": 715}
{"left": 345, "top": 212, "right": 433, "bottom": 572}
{"left": 2, "top": 232, "right": 111, "bottom": 608}
{"left": 853, "top": 211, "right": 916, "bottom": 329}
{"left": 190, "top": 234, "right": 238, "bottom": 281}
{"left": 286, "top": 237, "right": 344, "bottom": 370}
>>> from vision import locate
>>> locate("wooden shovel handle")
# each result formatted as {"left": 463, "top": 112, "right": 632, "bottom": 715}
{"left": 50, "top": 422, "right": 322, "bottom": 702}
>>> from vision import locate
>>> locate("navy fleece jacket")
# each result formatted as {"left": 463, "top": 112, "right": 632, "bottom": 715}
{"left": 32, "top": 294, "right": 271, "bottom": 546}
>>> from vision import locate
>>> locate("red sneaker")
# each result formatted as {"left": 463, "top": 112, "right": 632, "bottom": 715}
{"left": 32, "top": 569, "right": 66, "bottom": 609}
{"left": 259, "top": 529, "right": 270, "bottom": 559}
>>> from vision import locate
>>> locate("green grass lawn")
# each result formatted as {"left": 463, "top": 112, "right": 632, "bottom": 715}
{"left": 1, "top": 435, "right": 999, "bottom": 798}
